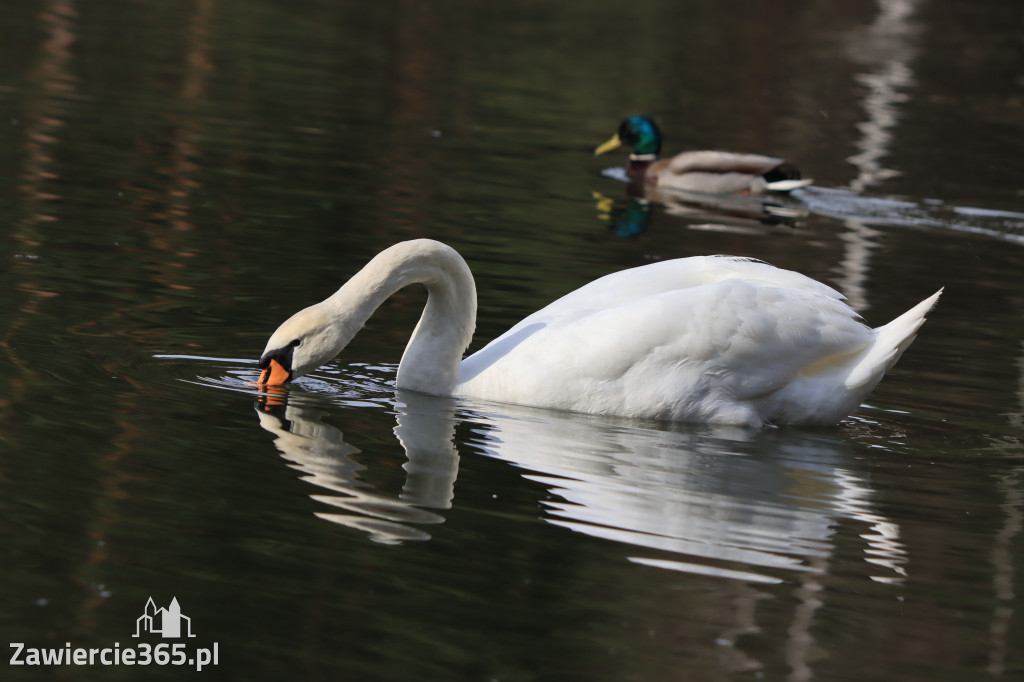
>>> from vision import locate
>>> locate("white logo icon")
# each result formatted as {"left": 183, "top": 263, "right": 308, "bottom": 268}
{"left": 132, "top": 597, "right": 196, "bottom": 638}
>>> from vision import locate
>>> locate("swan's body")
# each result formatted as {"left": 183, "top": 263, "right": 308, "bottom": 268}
{"left": 258, "top": 239, "right": 940, "bottom": 427}
{"left": 595, "top": 116, "right": 813, "bottom": 194}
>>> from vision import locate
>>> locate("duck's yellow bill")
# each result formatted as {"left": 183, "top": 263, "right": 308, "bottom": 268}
{"left": 594, "top": 133, "right": 623, "bottom": 156}
{"left": 258, "top": 358, "right": 290, "bottom": 385}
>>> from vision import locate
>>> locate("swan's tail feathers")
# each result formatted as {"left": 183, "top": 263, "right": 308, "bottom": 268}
{"left": 845, "top": 288, "right": 943, "bottom": 390}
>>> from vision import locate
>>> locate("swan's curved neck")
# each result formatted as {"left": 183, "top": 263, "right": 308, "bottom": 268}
{"left": 325, "top": 240, "right": 476, "bottom": 395}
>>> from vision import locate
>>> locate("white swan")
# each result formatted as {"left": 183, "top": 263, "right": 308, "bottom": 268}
{"left": 257, "top": 239, "right": 941, "bottom": 427}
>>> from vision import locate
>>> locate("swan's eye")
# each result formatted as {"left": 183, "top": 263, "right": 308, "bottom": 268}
{"left": 289, "top": 339, "right": 302, "bottom": 348}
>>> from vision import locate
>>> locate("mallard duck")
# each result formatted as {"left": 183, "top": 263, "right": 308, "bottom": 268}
{"left": 595, "top": 115, "right": 812, "bottom": 194}
{"left": 257, "top": 239, "right": 940, "bottom": 427}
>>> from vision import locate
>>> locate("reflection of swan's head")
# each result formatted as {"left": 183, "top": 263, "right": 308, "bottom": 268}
{"left": 258, "top": 303, "right": 347, "bottom": 384}
{"left": 253, "top": 388, "right": 461, "bottom": 545}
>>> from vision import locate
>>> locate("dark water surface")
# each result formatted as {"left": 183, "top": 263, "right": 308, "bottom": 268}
{"left": 2, "top": 0, "right": 1023, "bottom": 680}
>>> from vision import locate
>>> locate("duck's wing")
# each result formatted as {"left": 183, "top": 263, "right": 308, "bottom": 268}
{"left": 657, "top": 151, "right": 811, "bottom": 194}
{"left": 665, "top": 151, "right": 787, "bottom": 176}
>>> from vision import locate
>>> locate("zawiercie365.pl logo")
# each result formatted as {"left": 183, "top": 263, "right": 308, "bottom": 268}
{"left": 10, "top": 597, "right": 219, "bottom": 671}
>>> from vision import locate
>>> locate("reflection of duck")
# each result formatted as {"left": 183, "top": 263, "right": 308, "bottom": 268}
{"left": 595, "top": 194, "right": 653, "bottom": 238}
{"left": 258, "top": 239, "right": 941, "bottom": 427}
{"left": 595, "top": 116, "right": 812, "bottom": 194}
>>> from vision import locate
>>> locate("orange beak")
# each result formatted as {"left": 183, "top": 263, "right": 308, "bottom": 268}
{"left": 255, "top": 386, "right": 287, "bottom": 409}
{"left": 257, "top": 357, "right": 291, "bottom": 385}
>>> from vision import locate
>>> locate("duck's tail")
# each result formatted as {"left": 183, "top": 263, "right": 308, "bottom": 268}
{"left": 763, "top": 162, "right": 814, "bottom": 192}
{"left": 845, "top": 288, "right": 943, "bottom": 390}
{"left": 764, "top": 178, "right": 814, "bottom": 192}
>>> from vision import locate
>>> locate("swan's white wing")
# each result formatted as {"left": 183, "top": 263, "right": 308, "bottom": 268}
{"left": 473, "top": 255, "right": 845, "bottom": 344}
{"left": 458, "top": 262, "right": 872, "bottom": 424}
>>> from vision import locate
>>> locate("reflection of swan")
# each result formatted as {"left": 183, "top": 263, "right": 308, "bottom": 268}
{"left": 251, "top": 376, "right": 911, "bottom": 680}
{"left": 256, "top": 385, "right": 909, "bottom": 586}
{"left": 461, "top": 403, "right": 909, "bottom": 585}
{"left": 254, "top": 391, "right": 460, "bottom": 545}
{"left": 258, "top": 239, "right": 940, "bottom": 426}
{"left": 594, "top": 116, "right": 812, "bottom": 194}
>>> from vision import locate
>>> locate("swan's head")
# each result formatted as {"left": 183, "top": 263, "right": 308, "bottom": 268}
{"left": 257, "top": 303, "right": 346, "bottom": 385}
{"left": 594, "top": 116, "right": 662, "bottom": 157}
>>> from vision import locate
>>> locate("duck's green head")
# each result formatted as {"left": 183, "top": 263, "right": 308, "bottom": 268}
{"left": 594, "top": 116, "right": 662, "bottom": 157}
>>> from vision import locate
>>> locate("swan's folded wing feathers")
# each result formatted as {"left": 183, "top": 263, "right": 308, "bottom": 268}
{"left": 456, "top": 255, "right": 879, "bottom": 423}
{"left": 719, "top": 285, "right": 873, "bottom": 402}
{"left": 459, "top": 277, "right": 872, "bottom": 422}
{"left": 503, "top": 255, "right": 844, "bottom": 326}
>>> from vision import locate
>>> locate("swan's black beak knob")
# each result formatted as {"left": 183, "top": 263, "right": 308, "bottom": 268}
{"left": 257, "top": 358, "right": 291, "bottom": 385}
{"left": 257, "top": 345, "right": 295, "bottom": 385}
